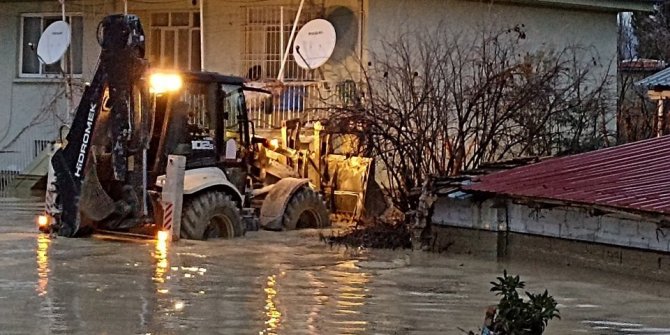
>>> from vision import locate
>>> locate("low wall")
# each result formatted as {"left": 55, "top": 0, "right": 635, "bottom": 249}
{"left": 430, "top": 226, "right": 670, "bottom": 281}
{"left": 430, "top": 197, "right": 670, "bottom": 279}
{"left": 432, "top": 197, "right": 670, "bottom": 253}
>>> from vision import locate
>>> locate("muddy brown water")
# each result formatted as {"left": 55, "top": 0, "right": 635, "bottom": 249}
{"left": 1, "top": 198, "right": 669, "bottom": 335}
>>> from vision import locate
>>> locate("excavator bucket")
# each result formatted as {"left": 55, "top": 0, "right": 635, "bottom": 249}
{"left": 79, "top": 156, "right": 116, "bottom": 221}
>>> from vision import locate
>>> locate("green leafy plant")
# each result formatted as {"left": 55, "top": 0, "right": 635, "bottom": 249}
{"left": 488, "top": 271, "right": 560, "bottom": 334}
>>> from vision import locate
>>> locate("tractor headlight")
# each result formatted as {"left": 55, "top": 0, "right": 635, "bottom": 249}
{"left": 269, "top": 138, "right": 279, "bottom": 150}
{"left": 149, "top": 72, "right": 183, "bottom": 94}
{"left": 37, "top": 215, "right": 50, "bottom": 227}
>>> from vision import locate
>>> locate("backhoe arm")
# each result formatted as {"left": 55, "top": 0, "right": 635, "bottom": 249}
{"left": 51, "top": 14, "right": 146, "bottom": 237}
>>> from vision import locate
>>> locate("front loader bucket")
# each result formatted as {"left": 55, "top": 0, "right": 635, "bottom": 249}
{"left": 326, "top": 155, "right": 373, "bottom": 222}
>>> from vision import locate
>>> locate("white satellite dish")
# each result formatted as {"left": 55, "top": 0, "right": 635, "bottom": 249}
{"left": 37, "top": 21, "right": 71, "bottom": 65}
{"left": 293, "top": 19, "right": 336, "bottom": 70}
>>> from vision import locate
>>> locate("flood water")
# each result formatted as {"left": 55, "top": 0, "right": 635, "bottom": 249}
{"left": 1, "top": 198, "right": 669, "bottom": 335}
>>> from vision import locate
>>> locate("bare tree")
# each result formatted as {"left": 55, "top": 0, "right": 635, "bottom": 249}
{"left": 633, "top": 5, "right": 670, "bottom": 62}
{"left": 617, "top": 66, "right": 657, "bottom": 143}
{"left": 617, "top": 12, "right": 663, "bottom": 143}
{"left": 0, "top": 82, "right": 82, "bottom": 152}
{"left": 326, "top": 26, "right": 614, "bottom": 212}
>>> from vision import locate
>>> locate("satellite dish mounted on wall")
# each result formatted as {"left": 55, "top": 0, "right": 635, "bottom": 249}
{"left": 293, "top": 19, "right": 336, "bottom": 70}
{"left": 37, "top": 21, "right": 71, "bottom": 65}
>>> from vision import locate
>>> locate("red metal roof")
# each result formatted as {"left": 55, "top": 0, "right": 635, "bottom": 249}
{"left": 465, "top": 135, "right": 670, "bottom": 215}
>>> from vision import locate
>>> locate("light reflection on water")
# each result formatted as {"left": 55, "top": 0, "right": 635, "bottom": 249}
{"left": 261, "top": 274, "right": 281, "bottom": 335}
{"left": 331, "top": 260, "right": 369, "bottom": 334}
{"left": 36, "top": 234, "right": 50, "bottom": 296}
{"left": 305, "top": 270, "right": 325, "bottom": 335}
{"left": 153, "top": 233, "right": 169, "bottom": 286}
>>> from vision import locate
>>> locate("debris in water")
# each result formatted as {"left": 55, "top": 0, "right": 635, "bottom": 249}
{"left": 320, "top": 218, "right": 412, "bottom": 249}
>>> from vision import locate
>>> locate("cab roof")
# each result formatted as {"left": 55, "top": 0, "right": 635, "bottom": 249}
{"left": 181, "top": 71, "right": 246, "bottom": 86}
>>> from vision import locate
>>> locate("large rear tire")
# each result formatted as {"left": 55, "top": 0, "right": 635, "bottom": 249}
{"left": 181, "top": 191, "right": 244, "bottom": 240}
{"left": 283, "top": 187, "right": 330, "bottom": 230}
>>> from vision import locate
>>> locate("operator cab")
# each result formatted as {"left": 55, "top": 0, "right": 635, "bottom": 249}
{"left": 146, "top": 71, "right": 265, "bottom": 195}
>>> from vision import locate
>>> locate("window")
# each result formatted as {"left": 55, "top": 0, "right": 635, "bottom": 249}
{"left": 149, "top": 12, "right": 201, "bottom": 71}
{"left": 242, "top": 6, "right": 322, "bottom": 81}
{"left": 20, "top": 14, "right": 83, "bottom": 77}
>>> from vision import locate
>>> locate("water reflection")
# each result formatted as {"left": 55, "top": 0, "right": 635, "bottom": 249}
{"left": 36, "top": 234, "right": 50, "bottom": 296}
{"left": 583, "top": 320, "right": 670, "bottom": 334}
{"left": 331, "top": 260, "right": 369, "bottom": 334}
{"left": 261, "top": 274, "right": 282, "bottom": 335}
{"left": 306, "top": 271, "right": 324, "bottom": 334}
{"left": 153, "top": 232, "right": 169, "bottom": 287}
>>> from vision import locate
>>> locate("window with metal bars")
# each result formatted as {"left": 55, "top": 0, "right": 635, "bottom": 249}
{"left": 149, "top": 12, "right": 201, "bottom": 71}
{"left": 19, "top": 14, "right": 83, "bottom": 78}
{"left": 242, "top": 6, "right": 322, "bottom": 82}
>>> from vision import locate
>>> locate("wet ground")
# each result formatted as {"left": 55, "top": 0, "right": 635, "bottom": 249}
{"left": 1, "top": 198, "right": 670, "bottom": 335}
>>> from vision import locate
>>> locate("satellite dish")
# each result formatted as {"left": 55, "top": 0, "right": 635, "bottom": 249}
{"left": 37, "top": 21, "right": 71, "bottom": 65}
{"left": 326, "top": 6, "right": 358, "bottom": 62}
{"left": 293, "top": 19, "right": 336, "bottom": 70}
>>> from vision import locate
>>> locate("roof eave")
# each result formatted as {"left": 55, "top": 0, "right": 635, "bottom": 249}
{"left": 470, "top": 0, "right": 656, "bottom": 12}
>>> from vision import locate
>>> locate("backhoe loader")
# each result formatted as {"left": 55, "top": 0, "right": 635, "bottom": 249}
{"left": 39, "top": 14, "right": 371, "bottom": 240}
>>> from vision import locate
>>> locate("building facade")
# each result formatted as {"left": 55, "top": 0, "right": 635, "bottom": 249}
{"left": 0, "top": 0, "right": 651, "bottom": 193}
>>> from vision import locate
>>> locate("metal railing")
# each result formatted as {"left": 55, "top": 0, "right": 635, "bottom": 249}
{"left": 0, "top": 170, "right": 20, "bottom": 197}
{"left": 0, "top": 139, "right": 51, "bottom": 197}
{"left": 247, "top": 80, "right": 359, "bottom": 129}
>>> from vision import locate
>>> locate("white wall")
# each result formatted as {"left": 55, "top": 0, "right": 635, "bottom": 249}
{"left": 367, "top": 0, "right": 618, "bottom": 64}
{"left": 433, "top": 197, "right": 670, "bottom": 253}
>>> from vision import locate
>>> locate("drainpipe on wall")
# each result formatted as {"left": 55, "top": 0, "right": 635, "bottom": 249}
{"left": 358, "top": 0, "right": 365, "bottom": 79}
{"left": 280, "top": 6, "right": 284, "bottom": 72}
{"left": 59, "top": 0, "right": 74, "bottom": 123}
{"left": 200, "top": 0, "right": 205, "bottom": 71}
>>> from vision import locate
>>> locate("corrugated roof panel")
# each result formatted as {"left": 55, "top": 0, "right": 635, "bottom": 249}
{"left": 636, "top": 66, "right": 670, "bottom": 89}
{"left": 465, "top": 135, "right": 670, "bottom": 215}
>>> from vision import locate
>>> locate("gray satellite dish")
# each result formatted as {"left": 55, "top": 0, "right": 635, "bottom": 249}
{"left": 37, "top": 21, "right": 71, "bottom": 65}
{"left": 293, "top": 19, "right": 336, "bottom": 70}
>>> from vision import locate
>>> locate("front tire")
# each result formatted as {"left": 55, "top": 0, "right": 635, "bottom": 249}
{"left": 283, "top": 187, "right": 330, "bottom": 230}
{"left": 180, "top": 191, "right": 244, "bottom": 240}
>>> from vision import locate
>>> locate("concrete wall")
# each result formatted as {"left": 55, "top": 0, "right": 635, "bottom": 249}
{"left": 432, "top": 196, "right": 670, "bottom": 253}
{"left": 430, "top": 225, "right": 670, "bottom": 281}
{"left": 367, "top": 0, "right": 618, "bottom": 67}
